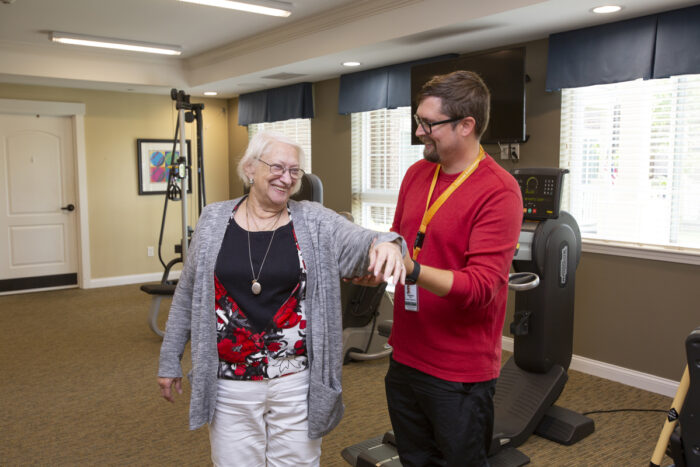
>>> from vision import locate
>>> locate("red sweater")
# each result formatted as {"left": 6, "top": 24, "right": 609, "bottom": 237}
{"left": 390, "top": 154, "right": 523, "bottom": 382}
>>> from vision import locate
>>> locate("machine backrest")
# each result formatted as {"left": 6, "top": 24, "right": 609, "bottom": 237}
{"left": 341, "top": 281, "right": 388, "bottom": 329}
{"left": 291, "top": 173, "right": 324, "bottom": 204}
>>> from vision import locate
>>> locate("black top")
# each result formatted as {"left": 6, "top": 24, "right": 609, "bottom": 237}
{"left": 214, "top": 216, "right": 300, "bottom": 334}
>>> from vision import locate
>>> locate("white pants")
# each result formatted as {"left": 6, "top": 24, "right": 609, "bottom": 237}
{"left": 209, "top": 370, "right": 321, "bottom": 467}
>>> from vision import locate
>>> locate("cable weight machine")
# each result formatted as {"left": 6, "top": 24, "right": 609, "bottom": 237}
{"left": 142, "top": 89, "right": 207, "bottom": 337}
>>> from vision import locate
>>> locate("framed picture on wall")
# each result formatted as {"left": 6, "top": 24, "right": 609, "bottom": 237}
{"left": 137, "top": 138, "right": 192, "bottom": 195}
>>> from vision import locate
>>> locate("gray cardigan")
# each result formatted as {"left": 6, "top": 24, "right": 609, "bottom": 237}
{"left": 158, "top": 198, "right": 405, "bottom": 438}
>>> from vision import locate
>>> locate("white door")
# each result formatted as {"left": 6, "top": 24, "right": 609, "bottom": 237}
{"left": 0, "top": 114, "right": 78, "bottom": 289}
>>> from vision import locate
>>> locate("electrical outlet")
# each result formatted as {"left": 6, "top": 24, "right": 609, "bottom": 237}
{"left": 510, "top": 144, "right": 520, "bottom": 161}
{"left": 500, "top": 145, "right": 510, "bottom": 160}
{"left": 147, "top": 246, "right": 154, "bottom": 257}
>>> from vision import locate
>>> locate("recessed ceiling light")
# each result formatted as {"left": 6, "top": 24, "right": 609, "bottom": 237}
{"left": 592, "top": 5, "right": 622, "bottom": 14}
{"left": 50, "top": 32, "right": 182, "bottom": 55}
{"left": 204, "top": 91, "right": 218, "bottom": 96}
{"left": 178, "top": 0, "right": 292, "bottom": 17}
{"left": 342, "top": 61, "right": 361, "bottom": 67}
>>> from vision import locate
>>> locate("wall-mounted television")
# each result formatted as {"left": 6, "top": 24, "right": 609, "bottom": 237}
{"left": 410, "top": 47, "right": 526, "bottom": 145}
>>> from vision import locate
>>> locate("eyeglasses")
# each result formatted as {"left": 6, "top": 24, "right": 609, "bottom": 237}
{"left": 258, "top": 158, "right": 305, "bottom": 180}
{"left": 414, "top": 114, "right": 465, "bottom": 134}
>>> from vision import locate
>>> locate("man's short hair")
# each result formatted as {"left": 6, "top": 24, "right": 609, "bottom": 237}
{"left": 416, "top": 70, "right": 491, "bottom": 139}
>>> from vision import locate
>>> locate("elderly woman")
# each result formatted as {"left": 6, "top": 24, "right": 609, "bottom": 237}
{"left": 157, "top": 130, "right": 406, "bottom": 467}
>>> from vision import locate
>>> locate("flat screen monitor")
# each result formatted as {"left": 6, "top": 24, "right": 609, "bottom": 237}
{"left": 410, "top": 47, "right": 526, "bottom": 145}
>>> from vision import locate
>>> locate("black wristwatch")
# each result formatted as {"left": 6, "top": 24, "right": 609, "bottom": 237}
{"left": 405, "top": 259, "right": 421, "bottom": 285}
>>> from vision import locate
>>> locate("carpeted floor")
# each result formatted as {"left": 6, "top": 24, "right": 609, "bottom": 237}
{"left": 0, "top": 285, "right": 675, "bottom": 466}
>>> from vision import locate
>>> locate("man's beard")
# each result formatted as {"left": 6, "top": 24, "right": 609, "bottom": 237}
{"left": 422, "top": 138, "right": 439, "bottom": 163}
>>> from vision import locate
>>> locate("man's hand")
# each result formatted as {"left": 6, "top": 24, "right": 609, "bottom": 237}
{"left": 344, "top": 239, "right": 406, "bottom": 286}
{"left": 344, "top": 273, "right": 386, "bottom": 287}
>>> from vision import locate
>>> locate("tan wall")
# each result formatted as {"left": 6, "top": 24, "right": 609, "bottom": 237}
{"left": 311, "top": 78, "right": 352, "bottom": 213}
{"left": 227, "top": 97, "right": 249, "bottom": 199}
{"left": 307, "top": 39, "right": 700, "bottom": 381}
{"left": 0, "top": 84, "right": 230, "bottom": 279}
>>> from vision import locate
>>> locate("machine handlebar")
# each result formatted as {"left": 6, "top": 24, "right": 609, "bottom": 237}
{"left": 508, "top": 272, "right": 540, "bottom": 291}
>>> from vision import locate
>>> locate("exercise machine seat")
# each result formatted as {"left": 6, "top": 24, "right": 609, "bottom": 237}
{"left": 140, "top": 283, "right": 176, "bottom": 295}
{"left": 341, "top": 281, "right": 387, "bottom": 329}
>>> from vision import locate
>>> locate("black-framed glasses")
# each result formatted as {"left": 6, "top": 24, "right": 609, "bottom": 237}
{"left": 258, "top": 158, "right": 306, "bottom": 180}
{"left": 414, "top": 114, "right": 465, "bottom": 134}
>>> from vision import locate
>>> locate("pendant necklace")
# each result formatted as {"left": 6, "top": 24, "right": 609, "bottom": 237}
{"left": 246, "top": 199, "right": 284, "bottom": 295}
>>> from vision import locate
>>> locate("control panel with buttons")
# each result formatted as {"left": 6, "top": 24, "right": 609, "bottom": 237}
{"left": 512, "top": 168, "right": 568, "bottom": 220}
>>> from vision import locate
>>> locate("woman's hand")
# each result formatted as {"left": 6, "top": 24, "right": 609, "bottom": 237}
{"left": 158, "top": 377, "right": 182, "bottom": 403}
{"left": 367, "top": 239, "right": 406, "bottom": 285}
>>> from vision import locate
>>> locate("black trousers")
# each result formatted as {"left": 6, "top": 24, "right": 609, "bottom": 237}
{"left": 385, "top": 358, "right": 495, "bottom": 467}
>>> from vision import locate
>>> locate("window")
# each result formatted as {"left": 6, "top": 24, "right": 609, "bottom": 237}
{"left": 248, "top": 119, "right": 312, "bottom": 172}
{"left": 351, "top": 107, "right": 424, "bottom": 231}
{"left": 560, "top": 75, "right": 700, "bottom": 261}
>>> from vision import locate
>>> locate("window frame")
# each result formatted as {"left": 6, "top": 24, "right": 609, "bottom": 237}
{"left": 581, "top": 239, "right": 700, "bottom": 265}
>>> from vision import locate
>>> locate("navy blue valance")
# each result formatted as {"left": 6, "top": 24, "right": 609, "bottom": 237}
{"left": 338, "top": 54, "right": 457, "bottom": 114}
{"left": 238, "top": 82, "right": 314, "bottom": 126}
{"left": 654, "top": 5, "right": 700, "bottom": 79}
{"left": 546, "top": 4, "right": 700, "bottom": 91}
{"left": 546, "top": 15, "right": 656, "bottom": 91}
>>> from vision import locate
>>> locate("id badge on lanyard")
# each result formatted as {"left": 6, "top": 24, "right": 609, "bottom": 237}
{"left": 405, "top": 284, "right": 419, "bottom": 312}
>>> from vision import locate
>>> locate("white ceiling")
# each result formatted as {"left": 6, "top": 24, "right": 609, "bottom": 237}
{"left": 0, "top": 0, "right": 697, "bottom": 98}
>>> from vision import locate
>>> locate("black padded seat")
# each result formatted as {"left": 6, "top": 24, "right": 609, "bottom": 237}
{"left": 140, "top": 283, "right": 176, "bottom": 295}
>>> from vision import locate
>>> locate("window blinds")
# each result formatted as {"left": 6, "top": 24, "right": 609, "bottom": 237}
{"left": 351, "top": 107, "right": 423, "bottom": 230}
{"left": 559, "top": 75, "right": 700, "bottom": 252}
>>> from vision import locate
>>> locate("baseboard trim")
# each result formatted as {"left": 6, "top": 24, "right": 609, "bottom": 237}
{"left": 501, "top": 336, "right": 679, "bottom": 398}
{"left": 86, "top": 270, "right": 181, "bottom": 289}
{"left": 0, "top": 284, "right": 78, "bottom": 296}
{"left": 0, "top": 273, "right": 78, "bottom": 293}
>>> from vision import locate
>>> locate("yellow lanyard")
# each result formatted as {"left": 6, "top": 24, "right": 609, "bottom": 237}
{"left": 412, "top": 146, "right": 485, "bottom": 260}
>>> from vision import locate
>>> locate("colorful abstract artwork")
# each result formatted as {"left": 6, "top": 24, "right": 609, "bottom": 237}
{"left": 137, "top": 139, "right": 191, "bottom": 195}
{"left": 148, "top": 149, "right": 176, "bottom": 183}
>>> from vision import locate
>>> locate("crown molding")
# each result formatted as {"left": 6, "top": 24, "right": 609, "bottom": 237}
{"left": 185, "top": 0, "right": 421, "bottom": 68}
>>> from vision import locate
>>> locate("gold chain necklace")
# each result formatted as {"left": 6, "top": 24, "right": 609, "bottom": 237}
{"left": 245, "top": 199, "right": 284, "bottom": 295}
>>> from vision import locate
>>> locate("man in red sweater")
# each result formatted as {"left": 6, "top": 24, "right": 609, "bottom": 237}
{"left": 388, "top": 71, "right": 523, "bottom": 466}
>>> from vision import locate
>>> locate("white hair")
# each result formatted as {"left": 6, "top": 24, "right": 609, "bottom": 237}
{"left": 237, "top": 130, "right": 306, "bottom": 194}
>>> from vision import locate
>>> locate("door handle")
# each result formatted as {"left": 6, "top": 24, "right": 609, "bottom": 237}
{"left": 61, "top": 204, "right": 75, "bottom": 212}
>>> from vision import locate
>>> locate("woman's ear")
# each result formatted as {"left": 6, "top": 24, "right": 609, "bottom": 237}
{"left": 243, "top": 161, "right": 256, "bottom": 183}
